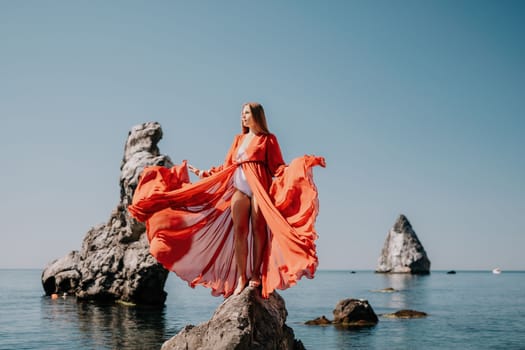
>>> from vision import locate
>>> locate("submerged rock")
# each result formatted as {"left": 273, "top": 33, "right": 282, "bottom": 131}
{"left": 382, "top": 309, "right": 428, "bottom": 318}
{"left": 161, "top": 287, "right": 305, "bottom": 350}
{"left": 305, "top": 315, "right": 332, "bottom": 325}
{"left": 42, "top": 122, "right": 173, "bottom": 305}
{"left": 376, "top": 214, "right": 431, "bottom": 274}
{"left": 370, "top": 287, "right": 397, "bottom": 293}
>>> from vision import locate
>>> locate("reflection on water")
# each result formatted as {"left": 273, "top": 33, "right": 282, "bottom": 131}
{"left": 77, "top": 302, "right": 166, "bottom": 349}
{"left": 376, "top": 274, "right": 430, "bottom": 310}
{"left": 334, "top": 324, "right": 377, "bottom": 349}
{"left": 41, "top": 297, "right": 166, "bottom": 349}
{"left": 369, "top": 274, "right": 433, "bottom": 349}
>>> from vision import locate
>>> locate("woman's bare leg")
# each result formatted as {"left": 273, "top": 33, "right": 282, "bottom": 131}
{"left": 231, "top": 190, "right": 251, "bottom": 295}
{"left": 250, "top": 195, "right": 267, "bottom": 287}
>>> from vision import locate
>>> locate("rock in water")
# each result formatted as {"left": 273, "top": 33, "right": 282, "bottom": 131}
{"left": 376, "top": 214, "right": 431, "bottom": 274}
{"left": 42, "top": 122, "right": 173, "bottom": 305}
{"left": 305, "top": 315, "right": 332, "bottom": 325}
{"left": 382, "top": 309, "right": 428, "bottom": 318}
{"left": 332, "top": 299, "right": 378, "bottom": 327}
{"left": 41, "top": 251, "right": 81, "bottom": 295}
{"left": 161, "top": 287, "right": 305, "bottom": 350}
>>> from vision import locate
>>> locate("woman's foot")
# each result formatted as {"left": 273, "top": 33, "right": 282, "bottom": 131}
{"left": 249, "top": 276, "right": 261, "bottom": 288}
{"left": 233, "top": 276, "right": 247, "bottom": 296}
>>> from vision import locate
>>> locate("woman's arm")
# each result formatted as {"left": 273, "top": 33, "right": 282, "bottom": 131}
{"left": 191, "top": 135, "right": 241, "bottom": 178}
{"left": 266, "top": 134, "right": 286, "bottom": 177}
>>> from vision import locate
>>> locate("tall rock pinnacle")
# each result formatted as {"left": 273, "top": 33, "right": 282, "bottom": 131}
{"left": 376, "top": 214, "right": 431, "bottom": 274}
{"left": 42, "top": 122, "right": 173, "bottom": 305}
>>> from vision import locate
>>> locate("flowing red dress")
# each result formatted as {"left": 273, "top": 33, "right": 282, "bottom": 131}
{"left": 128, "top": 133, "right": 325, "bottom": 298}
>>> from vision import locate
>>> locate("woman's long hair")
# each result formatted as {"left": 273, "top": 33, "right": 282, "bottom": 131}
{"left": 242, "top": 102, "right": 270, "bottom": 134}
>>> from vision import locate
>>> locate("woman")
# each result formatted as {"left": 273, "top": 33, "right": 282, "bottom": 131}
{"left": 128, "top": 102, "right": 325, "bottom": 298}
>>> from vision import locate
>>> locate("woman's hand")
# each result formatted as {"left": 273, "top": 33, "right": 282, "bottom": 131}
{"left": 188, "top": 164, "right": 201, "bottom": 177}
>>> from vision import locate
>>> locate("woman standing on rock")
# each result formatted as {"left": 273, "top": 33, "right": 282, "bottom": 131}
{"left": 128, "top": 102, "right": 325, "bottom": 298}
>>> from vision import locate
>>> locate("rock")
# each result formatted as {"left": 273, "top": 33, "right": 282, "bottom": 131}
{"left": 332, "top": 298, "right": 378, "bottom": 327}
{"left": 41, "top": 251, "right": 81, "bottom": 295}
{"left": 305, "top": 315, "right": 332, "bottom": 325}
{"left": 161, "top": 287, "right": 305, "bottom": 350}
{"left": 376, "top": 214, "right": 431, "bottom": 274}
{"left": 42, "top": 122, "right": 173, "bottom": 305}
{"left": 446, "top": 270, "right": 457, "bottom": 274}
{"left": 370, "top": 287, "right": 397, "bottom": 293}
{"left": 305, "top": 299, "right": 379, "bottom": 328}
{"left": 382, "top": 309, "right": 428, "bottom": 318}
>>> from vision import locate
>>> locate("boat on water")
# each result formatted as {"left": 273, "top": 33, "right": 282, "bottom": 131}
{"left": 492, "top": 268, "right": 502, "bottom": 274}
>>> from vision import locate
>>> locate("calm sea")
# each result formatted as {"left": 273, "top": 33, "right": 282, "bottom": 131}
{"left": 0, "top": 269, "right": 524, "bottom": 349}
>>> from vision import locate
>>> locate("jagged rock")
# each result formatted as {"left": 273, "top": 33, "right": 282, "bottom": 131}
{"left": 332, "top": 298, "right": 379, "bottom": 327}
{"left": 382, "top": 309, "right": 428, "bottom": 318}
{"left": 42, "top": 122, "right": 173, "bottom": 305}
{"left": 161, "top": 287, "right": 305, "bottom": 350}
{"left": 376, "top": 214, "right": 431, "bottom": 274}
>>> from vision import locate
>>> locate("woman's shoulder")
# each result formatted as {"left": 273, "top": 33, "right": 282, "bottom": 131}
{"left": 231, "top": 133, "right": 244, "bottom": 143}
{"left": 266, "top": 133, "right": 280, "bottom": 143}
{"left": 261, "top": 132, "right": 278, "bottom": 140}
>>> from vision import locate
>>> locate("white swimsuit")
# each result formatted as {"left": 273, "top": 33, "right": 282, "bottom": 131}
{"left": 233, "top": 142, "right": 253, "bottom": 197}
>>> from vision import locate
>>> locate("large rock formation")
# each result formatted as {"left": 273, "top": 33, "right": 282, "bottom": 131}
{"left": 161, "top": 287, "right": 305, "bottom": 350}
{"left": 42, "top": 122, "right": 173, "bottom": 305}
{"left": 376, "top": 214, "right": 431, "bottom": 274}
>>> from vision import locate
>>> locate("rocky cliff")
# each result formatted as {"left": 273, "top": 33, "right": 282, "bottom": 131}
{"left": 42, "top": 122, "right": 173, "bottom": 305}
{"left": 376, "top": 214, "right": 431, "bottom": 274}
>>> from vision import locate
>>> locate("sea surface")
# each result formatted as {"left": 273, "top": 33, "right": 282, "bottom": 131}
{"left": 0, "top": 269, "right": 524, "bottom": 349}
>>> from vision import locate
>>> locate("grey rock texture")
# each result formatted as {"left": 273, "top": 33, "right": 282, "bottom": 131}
{"left": 376, "top": 214, "right": 431, "bottom": 274}
{"left": 161, "top": 287, "right": 305, "bottom": 350}
{"left": 42, "top": 122, "right": 173, "bottom": 305}
{"left": 332, "top": 298, "right": 378, "bottom": 327}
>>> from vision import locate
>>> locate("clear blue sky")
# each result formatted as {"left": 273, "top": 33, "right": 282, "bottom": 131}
{"left": 1, "top": 1, "right": 523, "bottom": 271}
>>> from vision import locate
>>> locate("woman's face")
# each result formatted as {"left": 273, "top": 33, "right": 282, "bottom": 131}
{"left": 241, "top": 105, "right": 255, "bottom": 130}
